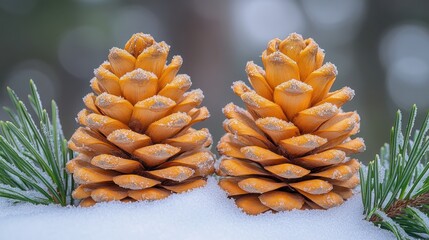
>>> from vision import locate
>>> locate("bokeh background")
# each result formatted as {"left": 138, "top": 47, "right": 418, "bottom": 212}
{"left": 1, "top": 0, "right": 429, "bottom": 163}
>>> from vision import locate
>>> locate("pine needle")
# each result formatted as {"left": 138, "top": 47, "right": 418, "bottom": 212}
{"left": 360, "top": 105, "right": 429, "bottom": 239}
{"left": 0, "top": 80, "right": 74, "bottom": 206}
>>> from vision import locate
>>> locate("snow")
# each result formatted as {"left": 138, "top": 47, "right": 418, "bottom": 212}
{"left": 0, "top": 177, "right": 394, "bottom": 240}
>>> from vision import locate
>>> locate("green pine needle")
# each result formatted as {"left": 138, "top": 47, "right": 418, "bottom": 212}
{"left": 0, "top": 80, "right": 74, "bottom": 206}
{"left": 360, "top": 105, "right": 429, "bottom": 240}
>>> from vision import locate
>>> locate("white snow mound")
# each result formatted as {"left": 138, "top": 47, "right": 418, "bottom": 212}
{"left": 0, "top": 177, "right": 394, "bottom": 240}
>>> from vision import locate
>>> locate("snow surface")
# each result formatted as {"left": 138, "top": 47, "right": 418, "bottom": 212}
{"left": 0, "top": 177, "right": 394, "bottom": 240}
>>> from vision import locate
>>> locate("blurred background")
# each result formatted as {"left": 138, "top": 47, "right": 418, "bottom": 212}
{"left": 0, "top": 0, "right": 428, "bottom": 163}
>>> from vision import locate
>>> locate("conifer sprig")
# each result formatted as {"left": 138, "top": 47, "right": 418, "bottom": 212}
{"left": 0, "top": 80, "right": 74, "bottom": 206}
{"left": 360, "top": 105, "right": 429, "bottom": 240}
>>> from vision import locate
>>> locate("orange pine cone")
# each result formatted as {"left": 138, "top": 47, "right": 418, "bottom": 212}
{"left": 216, "top": 33, "right": 364, "bottom": 215}
{"left": 67, "top": 33, "right": 215, "bottom": 207}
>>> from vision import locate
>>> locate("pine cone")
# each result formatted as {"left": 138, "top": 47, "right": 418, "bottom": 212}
{"left": 217, "top": 33, "right": 364, "bottom": 215}
{"left": 67, "top": 33, "right": 215, "bottom": 207}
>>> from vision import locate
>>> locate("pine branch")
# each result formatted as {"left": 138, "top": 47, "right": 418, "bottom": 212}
{"left": 386, "top": 193, "right": 429, "bottom": 218}
{"left": 370, "top": 193, "right": 429, "bottom": 222}
{"left": 360, "top": 105, "right": 429, "bottom": 240}
{"left": 0, "top": 80, "right": 74, "bottom": 206}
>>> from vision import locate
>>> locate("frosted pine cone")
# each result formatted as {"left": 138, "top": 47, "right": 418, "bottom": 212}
{"left": 67, "top": 33, "right": 215, "bottom": 207}
{"left": 217, "top": 33, "right": 364, "bottom": 215}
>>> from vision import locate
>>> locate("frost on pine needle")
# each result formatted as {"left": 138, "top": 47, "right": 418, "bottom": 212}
{"left": 360, "top": 105, "right": 429, "bottom": 239}
{"left": 0, "top": 80, "right": 74, "bottom": 206}
{"left": 374, "top": 210, "right": 412, "bottom": 240}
